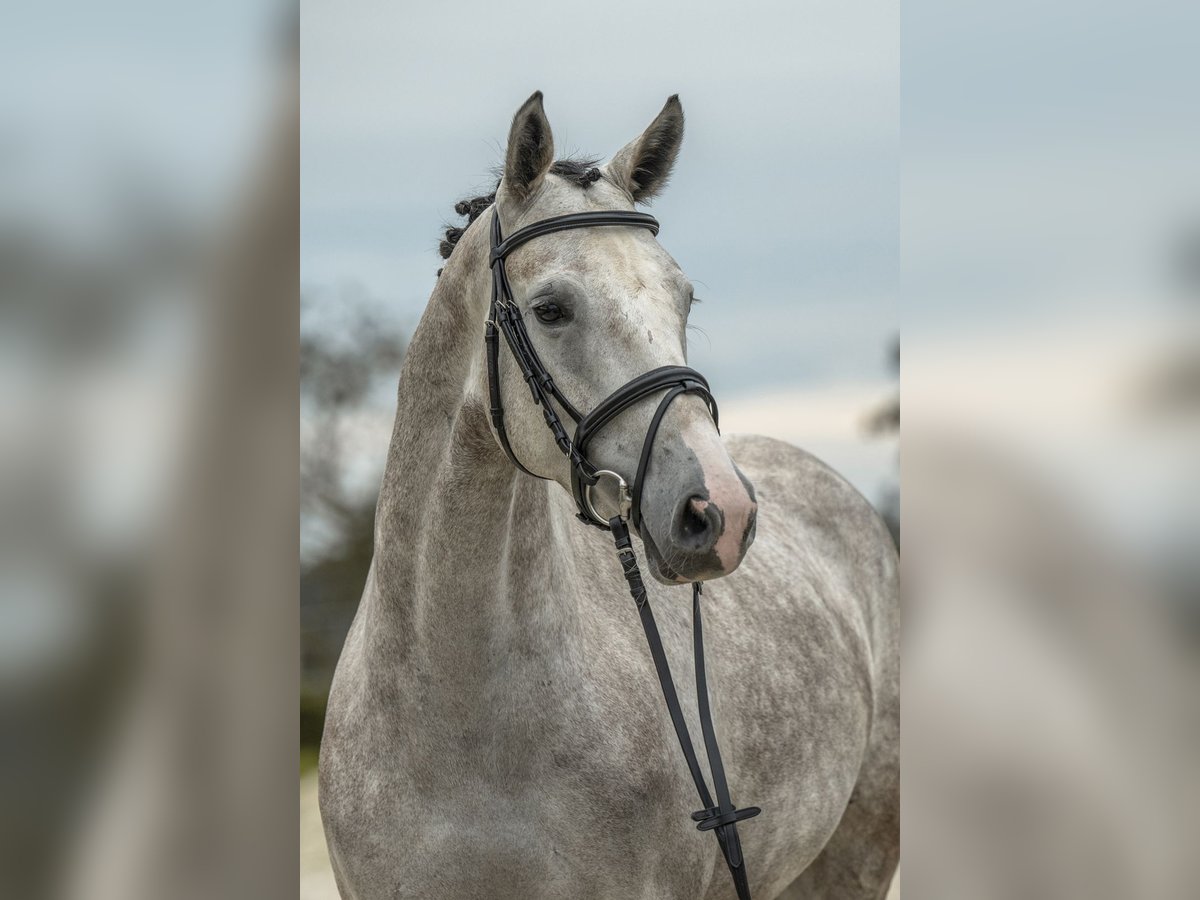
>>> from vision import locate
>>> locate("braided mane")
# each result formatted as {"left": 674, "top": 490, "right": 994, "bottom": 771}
{"left": 436, "top": 157, "right": 603, "bottom": 274}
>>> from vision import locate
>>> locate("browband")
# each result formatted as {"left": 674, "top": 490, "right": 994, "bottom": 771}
{"left": 490, "top": 210, "right": 660, "bottom": 265}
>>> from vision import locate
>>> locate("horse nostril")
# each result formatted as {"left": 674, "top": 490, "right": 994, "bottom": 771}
{"left": 673, "top": 495, "right": 722, "bottom": 552}
{"left": 680, "top": 498, "right": 708, "bottom": 540}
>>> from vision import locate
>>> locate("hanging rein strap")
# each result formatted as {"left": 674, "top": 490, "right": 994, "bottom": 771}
{"left": 488, "top": 208, "right": 760, "bottom": 899}
{"left": 610, "top": 522, "right": 760, "bottom": 900}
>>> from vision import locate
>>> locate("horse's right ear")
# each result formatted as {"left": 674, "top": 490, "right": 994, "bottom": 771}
{"left": 503, "top": 91, "right": 555, "bottom": 202}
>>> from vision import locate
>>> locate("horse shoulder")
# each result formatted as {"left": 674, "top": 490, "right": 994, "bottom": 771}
{"left": 721, "top": 435, "right": 900, "bottom": 895}
{"left": 725, "top": 432, "right": 897, "bottom": 646}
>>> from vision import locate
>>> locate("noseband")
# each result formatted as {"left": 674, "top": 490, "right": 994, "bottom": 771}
{"left": 486, "top": 208, "right": 760, "bottom": 900}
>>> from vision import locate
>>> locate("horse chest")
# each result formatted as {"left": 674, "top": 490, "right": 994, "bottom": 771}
{"left": 326, "top": 729, "right": 712, "bottom": 899}
{"left": 324, "top": 634, "right": 726, "bottom": 898}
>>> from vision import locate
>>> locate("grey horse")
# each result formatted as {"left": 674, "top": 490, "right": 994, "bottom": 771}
{"left": 319, "top": 93, "right": 899, "bottom": 899}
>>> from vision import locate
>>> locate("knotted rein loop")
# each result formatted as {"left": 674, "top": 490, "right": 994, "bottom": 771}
{"left": 487, "top": 206, "right": 760, "bottom": 899}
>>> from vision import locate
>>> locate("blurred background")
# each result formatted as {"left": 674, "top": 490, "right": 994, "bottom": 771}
{"left": 903, "top": 1, "right": 1199, "bottom": 897}
{"left": 1, "top": 2, "right": 297, "bottom": 899}
{"left": 301, "top": 3, "right": 898, "bottom": 893}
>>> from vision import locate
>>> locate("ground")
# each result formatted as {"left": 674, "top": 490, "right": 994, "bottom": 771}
{"left": 301, "top": 770, "right": 340, "bottom": 900}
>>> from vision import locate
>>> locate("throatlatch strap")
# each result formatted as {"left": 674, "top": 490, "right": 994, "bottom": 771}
{"left": 610, "top": 518, "right": 760, "bottom": 900}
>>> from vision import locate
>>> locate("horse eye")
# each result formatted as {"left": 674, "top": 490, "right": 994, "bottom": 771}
{"left": 533, "top": 302, "right": 564, "bottom": 323}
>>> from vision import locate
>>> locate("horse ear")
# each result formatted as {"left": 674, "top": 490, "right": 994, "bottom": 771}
{"left": 503, "top": 91, "right": 555, "bottom": 202}
{"left": 608, "top": 95, "right": 685, "bottom": 203}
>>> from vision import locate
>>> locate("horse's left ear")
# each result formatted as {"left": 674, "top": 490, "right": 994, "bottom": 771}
{"left": 607, "top": 95, "right": 685, "bottom": 203}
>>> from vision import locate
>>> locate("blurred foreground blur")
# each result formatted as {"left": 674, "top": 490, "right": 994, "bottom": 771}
{"left": 1, "top": 4, "right": 297, "bottom": 899}
{"left": 903, "top": 1, "right": 1199, "bottom": 896}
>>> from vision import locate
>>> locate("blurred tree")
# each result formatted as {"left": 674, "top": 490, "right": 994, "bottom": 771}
{"left": 301, "top": 296, "right": 405, "bottom": 531}
{"left": 863, "top": 337, "right": 899, "bottom": 547}
{"left": 1137, "top": 219, "right": 1200, "bottom": 420}
{"left": 300, "top": 290, "right": 406, "bottom": 743}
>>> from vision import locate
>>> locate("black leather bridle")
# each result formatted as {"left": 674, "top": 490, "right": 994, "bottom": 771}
{"left": 486, "top": 208, "right": 761, "bottom": 899}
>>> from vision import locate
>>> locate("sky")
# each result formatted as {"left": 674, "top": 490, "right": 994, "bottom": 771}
{"left": 300, "top": 0, "right": 899, "bottom": 396}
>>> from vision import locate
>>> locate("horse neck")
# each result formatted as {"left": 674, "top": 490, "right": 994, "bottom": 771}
{"left": 367, "top": 209, "right": 583, "bottom": 697}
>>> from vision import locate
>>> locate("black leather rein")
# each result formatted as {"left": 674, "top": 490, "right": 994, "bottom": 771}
{"left": 486, "top": 208, "right": 760, "bottom": 899}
